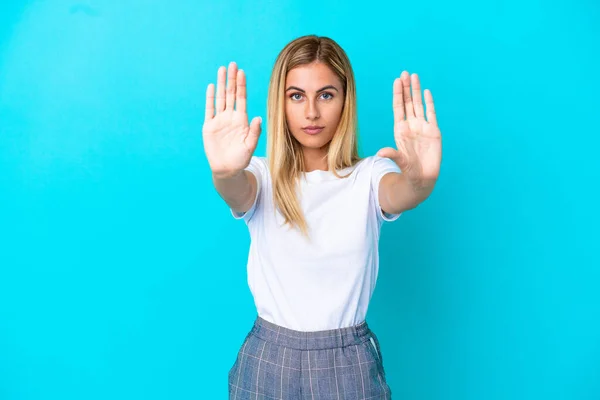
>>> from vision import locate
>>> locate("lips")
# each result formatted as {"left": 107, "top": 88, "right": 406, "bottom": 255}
{"left": 302, "top": 126, "right": 324, "bottom": 135}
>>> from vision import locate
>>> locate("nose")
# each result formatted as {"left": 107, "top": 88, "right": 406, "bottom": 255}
{"left": 304, "top": 99, "right": 320, "bottom": 120}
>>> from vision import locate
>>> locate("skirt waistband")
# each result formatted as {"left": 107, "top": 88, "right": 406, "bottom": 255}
{"left": 249, "top": 316, "right": 373, "bottom": 351}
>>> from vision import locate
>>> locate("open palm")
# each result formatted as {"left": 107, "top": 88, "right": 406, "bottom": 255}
{"left": 377, "top": 71, "right": 442, "bottom": 184}
{"left": 203, "top": 62, "right": 262, "bottom": 178}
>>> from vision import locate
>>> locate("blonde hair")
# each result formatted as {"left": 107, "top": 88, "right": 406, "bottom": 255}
{"left": 266, "top": 35, "right": 361, "bottom": 237}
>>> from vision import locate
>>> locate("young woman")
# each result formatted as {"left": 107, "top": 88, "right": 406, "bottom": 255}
{"left": 203, "top": 35, "right": 442, "bottom": 400}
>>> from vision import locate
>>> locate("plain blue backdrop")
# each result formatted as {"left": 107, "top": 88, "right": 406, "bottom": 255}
{"left": 1, "top": 0, "right": 598, "bottom": 399}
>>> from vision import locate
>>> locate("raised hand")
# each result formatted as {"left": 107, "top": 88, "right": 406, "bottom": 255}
{"left": 377, "top": 71, "right": 442, "bottom": 187}
{"left": 203, "top": 62, "right": 262, "bottom": 178}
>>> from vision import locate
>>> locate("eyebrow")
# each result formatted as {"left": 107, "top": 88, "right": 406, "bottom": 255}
{"left": 285, "top": 85, "right": 339, "bottom": 93}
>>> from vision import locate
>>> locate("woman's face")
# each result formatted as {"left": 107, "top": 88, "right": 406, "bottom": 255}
{"left": 284, "top": 62, "right": 344, "bottom": 152}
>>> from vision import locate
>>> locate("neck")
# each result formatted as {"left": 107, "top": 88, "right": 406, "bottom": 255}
{"left": 302, "top": 146, "right": 329, "bottom": 172}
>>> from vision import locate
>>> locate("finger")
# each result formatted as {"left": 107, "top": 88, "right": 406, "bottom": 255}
{"left": 424, "top": 89, "right": 438, "bottom": 127}
{"left": 216, "top": 66, "right": 226, "bottom": 113}
{"left": 377, "top": 147, "right": 398, "bottom": 159}
{"left": 247, "top": 116, "right": 262, "bottom": 149}
{"left": 225, "top": 61, "right": 237, "bottom": 111}
{"left": 204, "top": 83, "right": 215, "bottom": 123}
{"left": 236, "top": 69, "right": 246, "bottom": 114}
{"left": 411, "top": 73, "right": 425, "bottom": 119}
{"left": 393, "top": 77, "right": 404, "bottom": 125}
{"left": 249, "top": 116, "right": 262, "bottom": 137}
{"left": 402, "top": 71, "right": 415, "bottom": 118}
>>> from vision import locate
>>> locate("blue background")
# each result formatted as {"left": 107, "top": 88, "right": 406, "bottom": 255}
{"left": 1, "top": 0, "right": 598, "bottom": 399}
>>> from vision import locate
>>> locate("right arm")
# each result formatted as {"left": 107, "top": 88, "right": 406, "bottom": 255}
{"left": 212, "top": 170, "right": 257, "bottom": 215}
{"left": 202, "top": 61, "right": 262, "bottom": 215}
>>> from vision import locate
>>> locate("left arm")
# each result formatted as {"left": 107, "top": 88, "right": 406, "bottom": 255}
{"left": 379, "top": 172, "right": 435, "bottom": 214}
{"left": 377, "top": 70, "right": 442, "bottom": 214}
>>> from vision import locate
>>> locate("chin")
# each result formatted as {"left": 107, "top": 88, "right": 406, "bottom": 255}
{"left": 298, "top": 138, "right": 332, "bottom": 150}
{"left": 292, "top": 132, "right": 333, "bottom": 149}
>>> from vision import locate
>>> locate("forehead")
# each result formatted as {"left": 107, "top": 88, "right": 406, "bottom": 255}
{"left": 285, "top": 62, "right": 341, "bottom": 89}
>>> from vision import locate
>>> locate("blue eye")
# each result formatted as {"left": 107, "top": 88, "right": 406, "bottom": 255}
{"left": 289, "top": 92, "right": 334, "bottom": 101}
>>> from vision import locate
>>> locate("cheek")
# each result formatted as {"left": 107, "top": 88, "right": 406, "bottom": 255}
{"left": 285, "top": 103, "right": 300, "bottom": 124}
{"left": 325, "top": 102, "right": 344, "bottom": 123}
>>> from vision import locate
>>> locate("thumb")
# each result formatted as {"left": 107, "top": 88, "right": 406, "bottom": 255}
{"left": 249, "top": 116, "right": 262, "bottom": 138}
{"left": 247, "top": 116, "right": 262, "bottom": 147}
{"left": 376, "top": 147, "right": 397, "bottom": 159}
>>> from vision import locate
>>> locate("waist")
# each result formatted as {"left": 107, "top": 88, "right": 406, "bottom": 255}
{"left": 249, "top": 315, "right": 373, "bottom": 351}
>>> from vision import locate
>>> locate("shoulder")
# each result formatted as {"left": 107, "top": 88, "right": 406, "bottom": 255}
{"left": 249, "top": 155, "right": 267, "bottom": 166}
{"left": 370, "top": 155, "right": 401, "bottom": 173}
{"left": 247, "top": 156, "right": 269, "bottom": 175}
{"left": 358, "top": 155, "right": 402, "bottom": 189}
{"left": 353, "top": 155, "right": 400, "bottom": 173}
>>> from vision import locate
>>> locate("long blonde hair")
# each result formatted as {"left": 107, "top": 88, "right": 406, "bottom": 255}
{"left": 266, "top": 35, "right": 361, "bottom": 237}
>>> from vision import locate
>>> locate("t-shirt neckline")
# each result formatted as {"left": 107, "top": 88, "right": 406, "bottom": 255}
{"left": 301, "top": 159, "right": 364, "bottom": 183}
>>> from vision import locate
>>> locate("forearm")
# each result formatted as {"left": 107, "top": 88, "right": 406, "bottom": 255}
{"left": 212, "top": 170, "right": 257, "bottom": 213}
{"left": 382, "top": 172, "right": 435, "bottom": 214}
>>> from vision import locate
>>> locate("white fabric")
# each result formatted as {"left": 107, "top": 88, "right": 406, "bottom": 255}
{"left": 230, "top": 155, "right": 402, "bottom": 331}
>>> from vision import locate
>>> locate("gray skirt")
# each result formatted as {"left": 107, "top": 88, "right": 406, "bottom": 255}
{"left": 228, "top": 316, "right": 392, "bottom": 399}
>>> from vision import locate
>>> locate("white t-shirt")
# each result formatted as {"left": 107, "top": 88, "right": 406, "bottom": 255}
{"left": 230, "top": 155, "right": 402, "bottom": 332}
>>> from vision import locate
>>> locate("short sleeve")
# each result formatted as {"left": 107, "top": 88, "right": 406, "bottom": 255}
{"left": 371, "top": 156, "right": 403, "bottom": 222}
{"left": 230, "top": 156, "right": 266, "bottom": 223}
